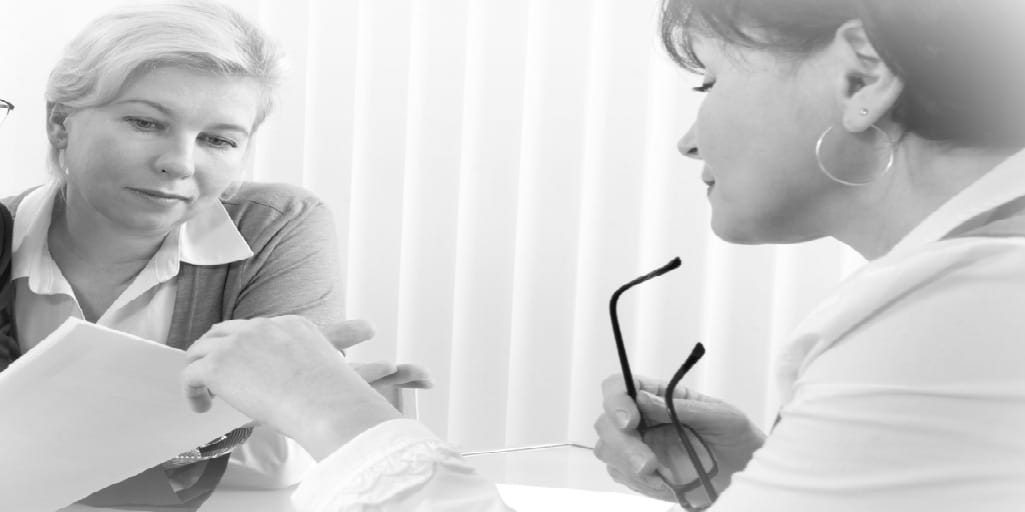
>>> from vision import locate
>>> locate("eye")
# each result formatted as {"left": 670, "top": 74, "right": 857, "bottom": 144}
{"left": 692, "top": 80, "right": 716, "bottom": 93}
{"left": 201, "top": 134, "right": 239, "bottom": 149}
{"left": 125, "top": 117, "right": 162, "bottom": 130}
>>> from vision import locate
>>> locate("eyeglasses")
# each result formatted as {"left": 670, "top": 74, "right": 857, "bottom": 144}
{"left": 0, "top": 99, "right": 13, "bottom": 126}
{"left": 609, "top": 257, "right": 719, "bottom": 510}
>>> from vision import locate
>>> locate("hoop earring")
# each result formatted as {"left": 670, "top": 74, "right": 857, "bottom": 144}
{"left": 814, "top": 124, "right": 895, "bottom": 187}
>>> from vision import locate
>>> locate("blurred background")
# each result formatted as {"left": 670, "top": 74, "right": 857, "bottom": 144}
{"left": 0, "top": 0, "right": 863, "bottom": 451}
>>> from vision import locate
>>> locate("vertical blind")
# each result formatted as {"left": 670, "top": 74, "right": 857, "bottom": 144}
{"left": 1, "top": 0, "right": 863, "bottom": 452}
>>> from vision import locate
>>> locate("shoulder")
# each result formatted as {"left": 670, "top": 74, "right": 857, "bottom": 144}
{"left": 219, "top": 182, "right": 335, "bottom": 253}
{"left": 800, "top": 237, "right": 1025, "bottom": 382}
{"left": 786, "top": 237, "right": 1025, "bottom": 384}
{"left": 220, "top": 182, "right": 327, "bottom": 220}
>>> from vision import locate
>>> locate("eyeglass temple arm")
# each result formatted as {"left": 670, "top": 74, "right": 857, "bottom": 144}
{"left": 666, "top": 343, "right": 719, "bottom": 503}
{"left": 609, "top": 257, "right": 682, "bottom": 401}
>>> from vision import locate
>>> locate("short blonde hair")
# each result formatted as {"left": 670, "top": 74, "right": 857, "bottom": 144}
{"left": 46, "top": 0, "right": 283, "bottom": 175}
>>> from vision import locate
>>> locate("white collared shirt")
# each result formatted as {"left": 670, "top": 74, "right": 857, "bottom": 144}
{"left": 11, "top": 181, "right": 253, "bottom": 350}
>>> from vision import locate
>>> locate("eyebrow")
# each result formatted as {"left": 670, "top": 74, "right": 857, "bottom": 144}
{"left": 113, "top": 98, "right": 252, "bottom": 137}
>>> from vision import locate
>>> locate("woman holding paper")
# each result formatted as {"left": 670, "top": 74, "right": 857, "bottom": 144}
{"left": 0, "top": 0, "right": 388, "bottom": 508}
{"left": 186, "top": 0, "right": 1025, "bottom": 510}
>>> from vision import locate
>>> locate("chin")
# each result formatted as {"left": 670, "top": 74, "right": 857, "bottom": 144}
{"left": 709, "top": 216, "right": 765, "bottom": 245}
{"left": 709, "top": 215, "right": 816, "bottom": 246}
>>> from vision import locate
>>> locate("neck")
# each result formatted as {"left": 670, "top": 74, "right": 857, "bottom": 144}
{"left": 831, "top": 141, "right": 1014, "bottom": 260}
{"left": 50, "top": 189, "right": 167, "bottom": 269}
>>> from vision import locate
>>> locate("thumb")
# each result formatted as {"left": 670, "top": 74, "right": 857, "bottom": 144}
{"left": 638, "top": 390, "right": 730, "bottom": 431}
{"left": 323, "top": 319, "right": 375, "bottom": 351}
{"left": 636, "top": 391, "right": 671, "bottom": 424}
{"left": 352, "top": 361, "right": 398, "bottom": 384}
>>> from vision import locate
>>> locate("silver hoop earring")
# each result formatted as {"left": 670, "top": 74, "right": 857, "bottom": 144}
{"left": 814, "top": 124, "right": 895, "bottom": 187}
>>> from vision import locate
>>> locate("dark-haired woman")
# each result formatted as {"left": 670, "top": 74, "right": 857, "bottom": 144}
{"left": 180, "top": 1, "right": 1025, "bottom": 510}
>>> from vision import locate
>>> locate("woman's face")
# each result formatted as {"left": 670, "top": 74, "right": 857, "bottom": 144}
{"left": 57, "top": 66, "right": 261, "bottom": 237}
{"left": 679, "top": 36, "right": 847, "bottom": 244}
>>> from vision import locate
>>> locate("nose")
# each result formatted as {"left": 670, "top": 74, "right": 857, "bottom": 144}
{"left": 677, "top": 125, "right": 701, "bottom": 161}
{"left": 153, "top": 138, "right": 196, "bottom": 178}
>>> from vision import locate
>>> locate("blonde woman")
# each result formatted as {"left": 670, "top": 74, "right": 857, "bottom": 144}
{"left": 4, "top": 1, "right": 340, "bottom": 508}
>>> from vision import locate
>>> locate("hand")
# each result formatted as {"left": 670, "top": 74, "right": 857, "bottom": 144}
{"left": 182, "top": 316, "right": 401, "bottom": 460}
{"left": 322, "top": 319, "right": 434, "bottom": 401}
{"left": 593, "top": 375, "right": 766, "bottom": 502}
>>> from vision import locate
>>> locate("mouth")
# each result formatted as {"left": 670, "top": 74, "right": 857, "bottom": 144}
{"left": 701, "top": 168, "right": 715, "bottom": 187}
{"left": 127, "top": 187, "right": 192, "bottom": 202}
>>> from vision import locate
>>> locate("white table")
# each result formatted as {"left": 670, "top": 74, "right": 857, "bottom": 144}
{"left": 65, "top": 444, "right": 675, "bottom": 511}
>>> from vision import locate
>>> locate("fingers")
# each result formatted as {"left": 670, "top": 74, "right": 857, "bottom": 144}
{"left": 352, "top": 362, "right": 399, "bottom": 383}
{"left": 636, "top": 390, "right": 672, "bottom": 424}
{"left": 637, "top": 389, "right": 739, "bottom": 433}
{"left": 352, "top": 362, "right": 434, "bottom": 388}
{"left": 592, "top": 414, "right": 658, "bottom": 475}
{"left": 373, "top": 364, "right": 433, "bottom": 389}
{"left": 323, "top": 319, "right": 375, "bottom": 351}
{"left": 182, "top": 362, "right": 214, "bottom": 413}
{"left": 601, "top": 375, "right": 642, "bottom": 429}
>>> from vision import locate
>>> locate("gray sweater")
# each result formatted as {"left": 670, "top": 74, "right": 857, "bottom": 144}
{"left": 4, "top": 181, "right": 345, "bottom": 350}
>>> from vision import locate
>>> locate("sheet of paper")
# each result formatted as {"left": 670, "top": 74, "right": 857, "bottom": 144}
{"left": 496, "top": 484, "right": 679, "bottom": 512}
{"left": 0, "top": 318, "right": 250, "bottom": 512}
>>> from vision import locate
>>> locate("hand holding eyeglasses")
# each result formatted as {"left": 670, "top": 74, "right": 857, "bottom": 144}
{"left": 595, "top": 375, "right": 766, "bottom": 505}
{"left": 600, "top": 258, "right": 769, "bottom": 509}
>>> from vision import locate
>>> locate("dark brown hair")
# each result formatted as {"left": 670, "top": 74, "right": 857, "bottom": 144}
{"left": 661, "top": 0, "right": 1025, "bottom": 149}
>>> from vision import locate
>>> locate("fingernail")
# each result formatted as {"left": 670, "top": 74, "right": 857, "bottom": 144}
{"left": 631, "top": 454, "right": 651, "bottom": 474}
{"left": 615, "top": 410, "right": 631, "bottom": 428}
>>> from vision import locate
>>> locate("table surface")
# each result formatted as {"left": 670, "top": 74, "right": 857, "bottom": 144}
{"left": 62, "top": 445, "right": 672, "bottom": 512}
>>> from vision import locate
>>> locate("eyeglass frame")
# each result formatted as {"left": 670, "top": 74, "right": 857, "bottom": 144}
{"left": 0, "top": 98, "right": 14, "bottom": 126}
{"left": 608, "top": 257, "right": 719, "bottom": 510}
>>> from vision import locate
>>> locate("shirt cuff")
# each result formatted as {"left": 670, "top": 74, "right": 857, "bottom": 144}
{"left": 292, "top": 418, "right": 457, "bottom": 512}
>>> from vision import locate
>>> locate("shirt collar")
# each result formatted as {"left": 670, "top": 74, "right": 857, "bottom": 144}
{"left": 179, "top": 200, "right": 254, "bottom": 266}
{"left": 886, "top": 148, "right": 1025, "bottom": 260}
{"left": 12, "top": 181, "right": 253, "bottom": 290}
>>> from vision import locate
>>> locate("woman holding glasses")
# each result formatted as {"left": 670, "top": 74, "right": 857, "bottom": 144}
{"left": 184, "top": 0, "right": 1025, "bottom": 510}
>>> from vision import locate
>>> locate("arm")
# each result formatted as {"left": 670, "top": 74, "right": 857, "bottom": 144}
{"left": 221, "top": 194, "right": 346, "bottom": 488}
{"left": 184, "top": 316, "right": 513, "bottom": 512}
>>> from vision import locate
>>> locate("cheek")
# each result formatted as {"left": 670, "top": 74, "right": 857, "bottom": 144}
{"left": 195, "top": 156, "right": 245, "bottom": 198}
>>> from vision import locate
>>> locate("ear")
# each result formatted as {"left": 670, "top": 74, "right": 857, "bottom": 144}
{"left": 46, "top": 102, "right": 73, "bottom": 150}
{"left": 830, "top": 20, "right": 904, "bottom": 133}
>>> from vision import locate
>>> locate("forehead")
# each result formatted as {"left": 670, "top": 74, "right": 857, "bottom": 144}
{"left": 111, "top": 66, "right": 263, "bottom": 128}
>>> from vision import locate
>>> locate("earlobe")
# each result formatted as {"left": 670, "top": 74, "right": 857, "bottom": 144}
{"left": 832, "top": 21, "right": 904, "bottom": 133}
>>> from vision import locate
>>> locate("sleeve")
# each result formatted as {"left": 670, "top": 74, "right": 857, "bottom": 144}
{"left": 292, "top": 420, "right": 513, "bottom": 512}
{"left": 231, "top": 196, "right": 345, "bottom": 326}
{"left": 221, "top": 197, "right": 346, "bottom": 488}
{"left": 0, "top": 203, "right": 16, "bottom": 373}
{"left": 709, "top": 250, "right": 1025, "bottom": 512}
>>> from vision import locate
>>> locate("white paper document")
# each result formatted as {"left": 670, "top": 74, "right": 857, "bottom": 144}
{"left": 0, "top": 318, "right": 250, "bottom": 512}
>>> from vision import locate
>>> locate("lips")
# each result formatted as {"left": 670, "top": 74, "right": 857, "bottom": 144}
{"left": 701, "top": 170, "right": 715, "bottom": 186}
{"left": 127, "top": 187, "right": 191, "bottom": 201}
